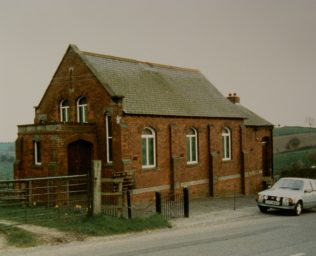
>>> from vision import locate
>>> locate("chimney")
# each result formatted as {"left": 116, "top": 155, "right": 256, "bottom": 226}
{"left": 227, "top": 93, "right": 240, "bottom": 104}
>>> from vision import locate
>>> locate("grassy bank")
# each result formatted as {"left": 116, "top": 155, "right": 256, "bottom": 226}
{"left": 0, "top": 224, "right": 38, "bottom": 248}
{"left": 45, "top": 214, "right": 169, "bottom": 236}
{"left": 0, "top": 207, "right": 169, "bottom": 248}
{"left": 0, "top": 205, "right": 169, "bottom": 237}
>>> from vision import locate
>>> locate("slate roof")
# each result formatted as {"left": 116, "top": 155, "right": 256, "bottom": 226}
{"left": 71, "top": 45, "right": 244, "bottom": 119}
{"left": 71, "top": 44, "right": 272, "bottom": 127}
{"left": 234, "top": 104, "right": 273, "bottom": 127}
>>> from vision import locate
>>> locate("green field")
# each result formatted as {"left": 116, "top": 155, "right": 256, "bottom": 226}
{"left": 0, "top": 161, "right": 13, "bottom": 180}
{"left": 273, "top": 126, "right": 316, "bottom": 136}
{"left": 273, "top": 146, "right": 316, "bottom": 177}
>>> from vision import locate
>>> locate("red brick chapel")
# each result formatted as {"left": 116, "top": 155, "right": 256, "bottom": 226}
{"left": 14, "top": 44, "right": 273, "bottom": 203}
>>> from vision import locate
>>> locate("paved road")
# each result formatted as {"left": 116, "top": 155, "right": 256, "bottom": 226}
{"left": 2, "top": 197, "right": 316, "bottom": 256}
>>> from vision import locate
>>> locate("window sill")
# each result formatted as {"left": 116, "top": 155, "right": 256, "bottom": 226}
{"left": 142, "top": 166, "right": 158, "bottom": 172}
{"left": 104, "top": 162, "right": 113, "bottom": 167}
{"left": 222, "top": 159, "right": 233, "bottom": 163}
{"left": 186, "top": 162, "right": 199, "bottom": 166}
{"left": 32, "top": 164, "right": 43, "bottom": 169}
{"left": 186, "top": 160, "right": 202, "bottom": 167}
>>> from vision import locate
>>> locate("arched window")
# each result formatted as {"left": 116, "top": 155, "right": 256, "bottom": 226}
{"left": 77, "top": 97, "right": 88, "bottom": 123}
{"left": 222, "top": 127, "right": 231, "bottom": 160}
{"left": 60, "top": 99, "right": 69, "bottom": 122}
{"left": 186, "top": 128, "right": 198, "bottom": 164}
{"left": 141, "top": 127, "right": 156, "bottom": 168}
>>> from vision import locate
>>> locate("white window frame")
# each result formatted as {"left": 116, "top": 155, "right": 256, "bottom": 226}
{"left": 141, "top": 127, "right": 156, "bottom": 169}
{"left": 105, "top": 114, "right": 113, "bottom": 164}
{"left": 186, "top": 128, "right": 198, "bottom": 164}
{"left": 222, "top": 127, "right": 232, "bottom": 161}
{"left": 77, "top": 97, "right": 88, "bottom": 123}
{"left": 60, "top": 99, "right": 69, "bottom": 122}
{"left": 34, "top": 141, "right": 42, "bottom": 166}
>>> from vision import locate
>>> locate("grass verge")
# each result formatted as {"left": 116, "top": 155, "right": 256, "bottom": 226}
{"left": 0, "top": 224, "right": 38, "bottom": 248}
{"left": 0, "top": 204, "right": 170, "bottom": 247}
{"left": 42, "top": 214, "right": 169, "bottom": 236}
{"left": 0, "top": 205, "right": 170, "bottom": 237}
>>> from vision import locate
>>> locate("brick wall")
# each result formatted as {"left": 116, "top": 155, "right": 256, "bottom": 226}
{"left": 15, "top": 46, "right": 273, "bottom": 204}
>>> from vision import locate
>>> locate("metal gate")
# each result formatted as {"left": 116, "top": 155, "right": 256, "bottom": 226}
{"left": 0, "top": 174, "right": 91, "bottom": 224}
{"left": 156, "top": 188, "right": 189, "bottom": 219}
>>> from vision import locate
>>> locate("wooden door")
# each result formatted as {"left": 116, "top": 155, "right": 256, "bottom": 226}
{"left": 68, "top": 140, "right": 92, "bottom": 176}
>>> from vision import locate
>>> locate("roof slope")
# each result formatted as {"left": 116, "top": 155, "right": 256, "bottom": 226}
{"left": 72, "top": 45, "right": 247, "bottom": 118}
{"left": 234, "top": 104, "right": 273, "bottom": 126}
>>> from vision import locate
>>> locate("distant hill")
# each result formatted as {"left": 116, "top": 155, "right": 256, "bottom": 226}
{"left": 273, "top": 126, "right": 316, "bottom": 177}
{"left": 273, "top": 126, "right": 316, "bottom": 136}
{"left": 0, "top": 142, "right": 15, "bottom": 152}
{"left": 0, "top": 142, "right": 14, "bottom": 180}
{"left": 0, "top": 142, "right": 15, "bottom": 159}
{"left": 273, "top": 126, "right": 316, "bottom": 153}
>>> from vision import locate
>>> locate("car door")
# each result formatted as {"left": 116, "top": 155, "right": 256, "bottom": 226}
{"left": 303, "top": 181, "right": 316, "bottom": 208}
{"left": 310, "top": 180, "right": 316, "bottom": 208}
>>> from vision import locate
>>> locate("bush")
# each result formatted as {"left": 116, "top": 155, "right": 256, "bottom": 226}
{"left": 280, "top": 168, "right": 316, "bottom": 179}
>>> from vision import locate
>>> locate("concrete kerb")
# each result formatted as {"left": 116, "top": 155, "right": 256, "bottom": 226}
{"left": 170, "top": 195, "right": 259, "bottom": 228}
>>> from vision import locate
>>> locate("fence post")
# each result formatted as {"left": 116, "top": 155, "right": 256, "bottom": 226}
{"left": 92, "top": 160, "right": 102, "bottom": 215}
{"left": 183, "top": 187, "right": 189, "bottom": 218}
{"left": 27, "top": 181, "right": 32, "bottom": 206}
{"left": 233, "top": 184, "right": 236, "bottom": 211}
{"left": 155, "top": 192, "right": 161, "bottom": 214}
{"left": 127, "top": 190, "right": 132, "bottom": 219}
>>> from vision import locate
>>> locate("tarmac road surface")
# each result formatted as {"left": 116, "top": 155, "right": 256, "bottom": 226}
{"left": 2, "top": 196, "right": 316, "bottom": 256}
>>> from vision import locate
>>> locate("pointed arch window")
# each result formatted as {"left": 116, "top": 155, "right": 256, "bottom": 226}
{"left": 77, "top": 97, "right": 88, "bottom": 123}
{"left": 186, "top": 128, "right": 198, "bottom": 164}
{"left": 222, "top": 127, "right": 232, "bottom": 160}
{"left": 60, "top": 99, "right": 69, "bottom": 122}
{"left": 141, "top": 127, "right": 156, "bottom": 168}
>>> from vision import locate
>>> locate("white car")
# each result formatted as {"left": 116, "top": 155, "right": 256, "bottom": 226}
{"left": 256, "top": 177, "right": 316, "bottom": 216}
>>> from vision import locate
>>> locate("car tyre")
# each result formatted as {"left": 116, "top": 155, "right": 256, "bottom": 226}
{"left": 294, "top": 201, "right": 303, "bottom": 216}
{"left": 258, "top": 206, "right": 268, "bottom": 213}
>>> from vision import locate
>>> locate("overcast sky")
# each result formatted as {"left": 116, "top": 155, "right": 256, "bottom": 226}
{"left": 1, "top": 0, "right": 315, "bottom": 141}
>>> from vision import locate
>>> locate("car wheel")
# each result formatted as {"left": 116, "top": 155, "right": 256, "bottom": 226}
{"left": 294, "top": 201, "right": 303, "bottom": 216}
{"left": 258, "top": 206, "right": 268, "bottom": 213}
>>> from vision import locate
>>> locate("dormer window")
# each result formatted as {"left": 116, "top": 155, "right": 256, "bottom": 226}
{"left": 60, "top": 99, "right": 69, "bottom": 122}
{"left": 77, "top": 97, "right": 88, "bottom": 123}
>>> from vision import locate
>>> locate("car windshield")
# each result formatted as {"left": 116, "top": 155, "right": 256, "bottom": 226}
{"left": 273, "top": 179, "right": 304, "bottom": 190}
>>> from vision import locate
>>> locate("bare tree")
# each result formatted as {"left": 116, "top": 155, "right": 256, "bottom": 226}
{"left": 305, "top": 117, "right": 315, "bottom": 128}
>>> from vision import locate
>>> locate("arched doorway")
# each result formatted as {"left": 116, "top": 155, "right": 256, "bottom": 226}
{"left": 68, "top": 140, "right": 92, "bottom": 176}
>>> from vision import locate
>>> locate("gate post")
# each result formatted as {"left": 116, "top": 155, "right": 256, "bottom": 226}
{"left": 183, "top": 187, "right": 189, "bottom": 218}
{"left": 127, "top": 190, "right": 132, "bottom": 219}
{"left": 155, "top": 192, "right": 162, "bottom": 214}
{"left": 92, "top": 160, "right": 102, "bottom": 215}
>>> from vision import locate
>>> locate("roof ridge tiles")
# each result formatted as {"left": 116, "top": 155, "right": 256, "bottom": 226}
{"left": 82, "top": 50, "right": 200, "bottom": 73}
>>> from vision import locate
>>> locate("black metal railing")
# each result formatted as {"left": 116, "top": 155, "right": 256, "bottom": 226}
{"left": 155, "top": 187, "right": 189, "bottom": 219}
